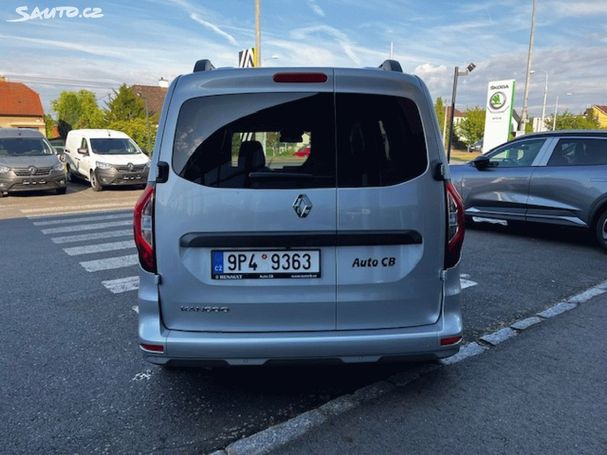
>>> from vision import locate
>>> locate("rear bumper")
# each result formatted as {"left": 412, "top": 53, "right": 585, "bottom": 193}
{"left": 138, "top": 267, "right": 463, "bottom": 366}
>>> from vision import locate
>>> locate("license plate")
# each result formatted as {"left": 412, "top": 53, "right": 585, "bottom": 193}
{"left": 211, "top": 250, "right": 321, "bottom": 280}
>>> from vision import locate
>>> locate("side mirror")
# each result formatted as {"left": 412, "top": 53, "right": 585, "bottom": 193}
{"left": 77, "top": 148, "right": 89, "bottom": 156}
{"left": 472, "top": 155, "right": 490, "bottom": 170}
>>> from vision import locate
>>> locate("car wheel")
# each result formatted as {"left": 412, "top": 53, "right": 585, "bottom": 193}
{"left": 90, "top": 170, "right": 103, "bottom": 192}
{"left": 595, "top": 210, "right": 607, "bottom": 251}
{"left": 55, "top": 187, "right": 67, "bottom": 195}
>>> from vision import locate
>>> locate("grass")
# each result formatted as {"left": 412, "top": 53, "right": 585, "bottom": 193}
{"left": 449, "top": 148, "right": 480, "bottom": 163}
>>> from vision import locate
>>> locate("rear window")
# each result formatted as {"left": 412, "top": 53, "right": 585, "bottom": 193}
{"left": 173, "top": 92, "right": 427, "bottom": 189}
{"left": 547, "top": 138, "right": 607, "bottom": 166}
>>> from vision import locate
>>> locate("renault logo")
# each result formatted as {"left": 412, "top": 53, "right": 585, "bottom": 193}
{"left": 293, "top": 194, "right": 312, "bottom": 218}
{"left": 29, "top": 166, "right": 37, "bottom": 176}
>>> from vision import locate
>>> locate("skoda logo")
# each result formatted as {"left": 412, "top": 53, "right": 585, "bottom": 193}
{"left": 127, "top": 162, "right": 134, "bottom": 171}
{"left": 293, "top": 194, "right": 312, "bottom": 218}
{"left": 28, "top": 166, "right": 37, "bottom": 175}
{"left": 489, "top": 91, "right": 507, "bottom": 111}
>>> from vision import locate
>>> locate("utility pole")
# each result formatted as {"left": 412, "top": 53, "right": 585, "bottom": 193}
{"left": 255, "top": 0, "right": 261, "bottom": 67}
{"left": 446, "top": 67, "right": 459, "bottom": 161}
{"left": 552, "top": 95, "right": 559, "bottom": 131}
{"left": 540, "top": 71, "right": 548, "bottom": 131}
{"left": 520, "top": 0, "right": 536, "bottom": 133}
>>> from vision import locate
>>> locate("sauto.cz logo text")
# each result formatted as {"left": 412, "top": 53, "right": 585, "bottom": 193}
{"left": 6, "top": 5, "right": 103, "bottom": 22}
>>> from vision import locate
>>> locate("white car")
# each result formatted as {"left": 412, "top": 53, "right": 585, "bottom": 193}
{"left": 64, "top": 129, "right": 150, "bottom": 191}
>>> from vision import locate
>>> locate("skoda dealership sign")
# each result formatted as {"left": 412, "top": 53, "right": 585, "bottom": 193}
{"left": 483, "top": 79, "right": 515, "bottom": 152}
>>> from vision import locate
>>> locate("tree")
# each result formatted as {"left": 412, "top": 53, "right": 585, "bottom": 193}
{"left": 456, "top": 107, "right": 485, "bottom": 146}
{"left": 105, "top": 84, "right": 145, "bottom": 123}
{"left": 43, "top": 114, "right": 56, "bottom": 138}
{"left": 548, "top": 110, "right": 600, "bottom": 131}
{"left": 106, "top": 118, "right": 156, "bottom": 155}
{"left": 51, "top": 90, "right": 105, "bottom": 137}
{"left": 434, "top": 97, "right": 446, "bottom": 135}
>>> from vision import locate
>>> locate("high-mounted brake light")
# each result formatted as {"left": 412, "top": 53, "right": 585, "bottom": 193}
{"left": 134, "top": 184, "right": 156, "bottom": 273}
{"left": 273, "top": 73, "right": 328, "bottom": 83}
{"left": 444, "top": 181, "right": 465, "bottom": 269}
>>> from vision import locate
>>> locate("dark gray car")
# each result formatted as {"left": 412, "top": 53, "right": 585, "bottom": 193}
{"left": 0, "top": 128, "right": 67, "bottom": 197}
{"left": 449, "top": 130, "right": 607, "bottom": 249}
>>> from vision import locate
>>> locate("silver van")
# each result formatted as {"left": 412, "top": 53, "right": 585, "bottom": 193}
{"left": 0, "top": 128, "right": 66, "bottom": 197}
{"left": 135, "top": 59, "right": 466, "bottom": 366}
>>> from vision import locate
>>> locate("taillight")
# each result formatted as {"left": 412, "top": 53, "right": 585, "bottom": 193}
{"left": 134, "top": 184, "right": 156, "bottom": 273}
{"left": 445, "top": 181, "right": 465, "bottom": 268}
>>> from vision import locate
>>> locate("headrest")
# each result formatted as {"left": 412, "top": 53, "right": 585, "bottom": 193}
{"left": 238, "top": 140, "right": 266, "bottom": 169}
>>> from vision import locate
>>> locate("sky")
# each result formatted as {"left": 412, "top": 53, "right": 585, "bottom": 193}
{"left": 1, "top": 0, "right": 606, "bottom": 117}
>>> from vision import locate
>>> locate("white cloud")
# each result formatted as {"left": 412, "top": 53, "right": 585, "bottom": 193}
{"left": 190, "top": 13, "right": 238, "bottom": 46}
{"left": 290, "top": 25, "right": 361, "bottom": 65}
{"left": 546, "top": 1, "right": 607, "bottom": 16}
{"left": 307, "top": 0, "right": 326, "bottom": 17}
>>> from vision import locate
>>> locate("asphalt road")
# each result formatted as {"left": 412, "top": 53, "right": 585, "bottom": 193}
{"left": 2, "top": 184, "right": 606, "bottom": 453}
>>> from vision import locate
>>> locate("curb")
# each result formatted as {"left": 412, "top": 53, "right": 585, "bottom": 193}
{"left": 210, "top": 280, "right": 607, "bottom": 455}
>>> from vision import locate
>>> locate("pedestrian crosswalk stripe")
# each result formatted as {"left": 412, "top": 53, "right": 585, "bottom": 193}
{"left": 51, "top": 229, "right": 132, "bottom": 244}
{"left": 461, "top": 278, "right": 478, "bottom": 289}
{"left": 33, "top": 212, "right": 132, "bottom": 226}
{"left": 102, "top": 276, "right": 140, "bottom": 294}
{"left": 80, "top": 254, "right": 139, "bottom": 272}
{"left": 41, "top": 219, "right": 132, "bottom": 235}
{"left": 21, "top": 201, "right": 137, "bottom": 214}
{"left": 63, "top": 240, "right": 135, "bottom": 256}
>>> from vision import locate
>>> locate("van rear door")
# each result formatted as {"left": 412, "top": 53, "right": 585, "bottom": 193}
{"left": 155, "top": 82, "right": 338, "bottom": 332}
{"left": 334, "top": 70, "right": 445, "bottom": 330}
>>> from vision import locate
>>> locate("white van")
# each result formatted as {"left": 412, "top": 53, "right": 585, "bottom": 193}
{"left": 64, "top": 129, "right": 150, "bottom": 191}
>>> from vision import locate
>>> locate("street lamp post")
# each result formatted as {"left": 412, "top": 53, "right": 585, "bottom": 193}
{"left": 530, "top": 69, "right": 549, "bottom": 131}
{"left": 137, "top": 92, "right": 151, "bottom": 154}
{"left": 552, "top": 95, "right": 559, "bottom": 131}
{"left": 446, "top": 63, "right": 476, "bottom": 161}
{"left": 520, "top": 0, "right": 537, "bottom": 133}
{"left": 255, "top": 0, "right": 261, "bottom": 67}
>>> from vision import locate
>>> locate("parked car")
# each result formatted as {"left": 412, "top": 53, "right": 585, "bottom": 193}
{"left": 293, "top": 145, "right": 311, "bottom": 157}
{"left": 134, "top": 59, "right": 466, "bottom": 367}
{"left": 0, "top": 128, "right": 67, "bottom": 197}
{"left": 449, "top": 130, "right": 607, "bottom": 249}
{"left": 467, "top": 138, "right": 483, "bottom": 153}
{"left": 64, "top": 129, "right": 150, "bottom": 191}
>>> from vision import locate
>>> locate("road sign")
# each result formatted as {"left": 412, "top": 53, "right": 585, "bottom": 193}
{"left": 238, "top": 48, "right": 256, "bottom": 68}
{"left": 483, "top": 79, "right": 516, "bottom": 152}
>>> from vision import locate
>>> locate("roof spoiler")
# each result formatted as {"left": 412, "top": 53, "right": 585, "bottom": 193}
{"left": 193, "top": 59, "right": 215, "bottom": 72}
{"left": 192, "top": 58, "right": 403, "bottom": 73}
{"left": 379, "top": 59, "right": 402, "bottom": 73}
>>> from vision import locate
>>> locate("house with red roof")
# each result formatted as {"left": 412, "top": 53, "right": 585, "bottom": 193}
{"left": 590, "top": 105, "right": 607, "bottom": 128}
{"left": 0, "top": 76, "right": 45, "bottom": 134}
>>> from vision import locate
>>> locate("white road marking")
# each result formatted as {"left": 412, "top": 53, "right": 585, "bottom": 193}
{"left": 21, "top": 201, "right": 137, "bottom": 214}
{"left": 33, "top": 212, "right": 131, "bottom": 226}
{"left": 63, "top": 240, "right": 135, "bottom": 256}
{"left": 41, "top": 219, "right": 132, "bottom": 235}
{"left": 102, "top": 276, "right": 140, "bottom": 294}
{"left": 132, "top": 305, "right": 139, "bottom": 314}
{"left": 80, "top": 254, "right": 138, "bottom": 272}
{"left": 131, "top": 369, "right": 153, "bottom": 381}
{"left": 51, "top": 229, "right": 132, "bottom": 244}
{"left": 460, "top": 277, "right": 478, "bottom": 289}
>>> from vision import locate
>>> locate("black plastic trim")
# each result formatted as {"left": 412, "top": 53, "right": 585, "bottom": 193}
{"left": 180, "top": 230, "right": 422, "bottom": 248}
{"left": 156, "top": 161, "right": 169, "bottom": 183}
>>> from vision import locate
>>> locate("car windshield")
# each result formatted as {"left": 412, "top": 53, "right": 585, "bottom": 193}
{"left": 0, "top": 138, "right": 54, "bottom": 157}
{"left": 90, "top": 138, "right": 140, "bottom": 155}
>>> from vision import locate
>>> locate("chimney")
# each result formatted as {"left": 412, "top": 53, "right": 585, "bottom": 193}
{"left": 158, "top": 77, "right": 168, "bottom": 88}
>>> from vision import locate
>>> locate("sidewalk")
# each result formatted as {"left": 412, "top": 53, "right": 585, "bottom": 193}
{"left": 271, "top": 294, "right": 607, "bottom": 454}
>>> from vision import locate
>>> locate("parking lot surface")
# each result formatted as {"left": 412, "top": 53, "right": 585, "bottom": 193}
{"left": 2, "top": 185, "right": 605, "bottom": 453}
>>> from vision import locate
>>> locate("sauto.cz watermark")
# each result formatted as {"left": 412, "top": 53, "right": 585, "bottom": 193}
{"left": 6, "top": 6, "right": 103, "bottom": 22}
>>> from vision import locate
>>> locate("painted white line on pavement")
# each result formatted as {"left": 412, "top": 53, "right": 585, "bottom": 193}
{"left": 33, "top": 212, "right": 132, "bottom": 226}
{"left": 63, "top": 240, "right": 135, "bottom": 256}
{"left": 21, "top": 201, "right": 137, "bottom": 214}
{"left": 41, "top": 219, "right": 132, "bottom": 235}
{"left": 26, "top": 207, "right": 133, "bottom": 219}
{"left": 102, "top": 276, "right": 140, "bottom": 294}
{"left": 132, "top": 305, "right": 139, "bottom": 314}
{"left": 80, "top": 254, "right": 138, "bottom": 272}
{"left": 460, "top": 278, "right": 478, "bottom": 289}
{"left": 51, "top": 229, "right": 132, "bottom": 244}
